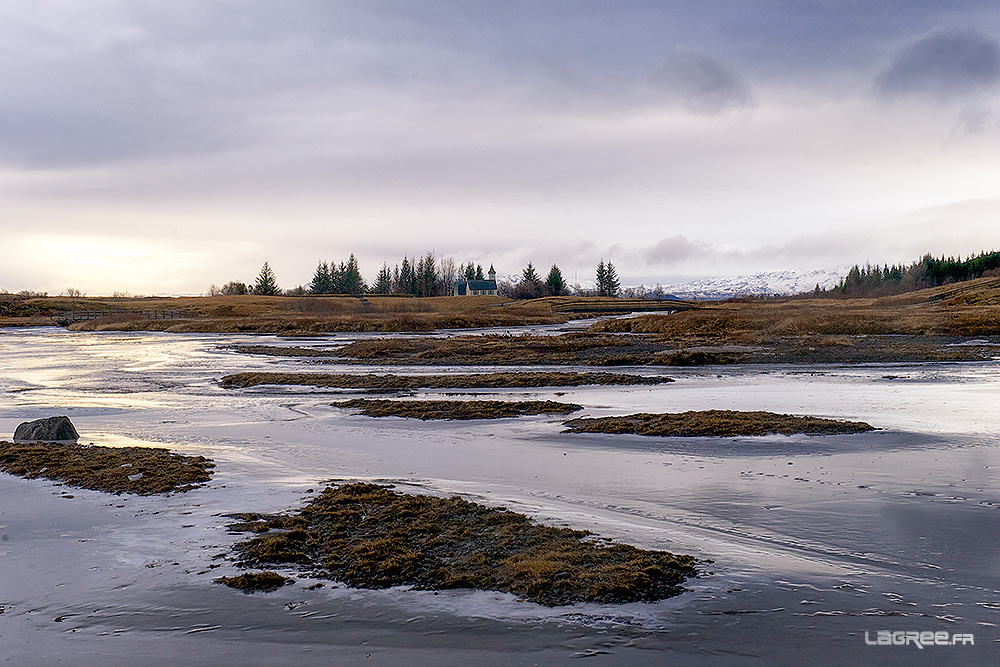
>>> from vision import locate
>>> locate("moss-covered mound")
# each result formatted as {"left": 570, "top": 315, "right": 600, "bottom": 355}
{"left": 221, "top": 371, "right": 672, "bottom": 390}
{"left": 0, "top": 441, "right": 214, "bottom": 494}
{"left": 214, "top": 570, "right": 294, "bottom": 593}
{"left": 333, "top": 399, "right": 582, "bottom": 420}
{"left": 223, "top": 483, "right": 700, "bottom": 606}
{"left": 563, "top": 410, "right": 875, "bottom": 437}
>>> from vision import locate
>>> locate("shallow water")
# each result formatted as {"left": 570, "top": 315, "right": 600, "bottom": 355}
{"left": 0, "top": 327, "right": 997, "bottom": 665}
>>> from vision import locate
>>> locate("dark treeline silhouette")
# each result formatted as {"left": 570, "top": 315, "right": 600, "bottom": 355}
{"left": 820, "top": 251, "right": 1000, "bottom": 298}
{"left": 218, "top": 255, "right": 642, "bottom": 299}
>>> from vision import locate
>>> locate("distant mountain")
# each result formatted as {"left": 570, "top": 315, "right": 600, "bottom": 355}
{"left": 658, "top": 269, "right": 843, "bottom": 300}
{"left": 498, "top": 269, "right": 843, "bottom": 300}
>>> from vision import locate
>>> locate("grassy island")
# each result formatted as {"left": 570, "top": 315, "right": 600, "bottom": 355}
{"left": 218, "top": 483, "right": 701, "bottom": 606}
{"left": 563, "top": 410, "right": 875, "bottom": 437}
{"left": 220, "top": 371, "right": 672, "bottom": 390}
{"left": 0, "top": 441, "right": 214, "bottom": 494}
{"left": 333, "top": 398, "right": 582, "bottom": 420}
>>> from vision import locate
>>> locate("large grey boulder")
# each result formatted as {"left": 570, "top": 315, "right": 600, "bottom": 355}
{"left": 13, "top": 416, "right": 80, "bottom": 442}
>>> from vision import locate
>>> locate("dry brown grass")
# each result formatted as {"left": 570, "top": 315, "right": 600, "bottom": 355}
{"left": 0, "top": 294, "right": 570, "bottom": 333}
{"left": 220, "top": 482, "right": 700, "bottom": 606}
{"left": 337, "top": 333, "right": 635, "bottom": 364}
{"left": 0, "top": 441, "right": 214, "bottom": 494}
{"left": 591, "top": 279, "right": 1000, "bottom": 340}
{"left": 333, "top": 399, "right": 583, "bottom": 420}
{"left": 1, "top": 294, "right": 690, "bottom": 333}
{"left": 563, "top": 410, "right": 875, "bottom": 437}
{"left": 221, "top": 371, "right": 673, "bottom": 390}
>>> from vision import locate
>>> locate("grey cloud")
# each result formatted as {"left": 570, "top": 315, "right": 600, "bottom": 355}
{"left": 643, "top": 231, "right": 882, "bottom": 271}
{"left": 876, "top": 27, "right": 1000, "bottom": 99}
{"left": 649, "top": 49, "right": 754, "bottom": 114}
{"left": 645, "top": 235, "right": 715, "bottom": 264}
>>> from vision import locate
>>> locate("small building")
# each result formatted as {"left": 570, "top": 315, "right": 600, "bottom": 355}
{"left": 454, "top": 265, "right": 498, "bottom": 296}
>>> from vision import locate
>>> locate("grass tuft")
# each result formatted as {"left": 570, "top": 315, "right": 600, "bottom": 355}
{"left": 214, "top": 571, "right": 294, "bottom": 593}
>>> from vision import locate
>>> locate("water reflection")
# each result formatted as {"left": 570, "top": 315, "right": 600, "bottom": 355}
{"left": 0, "top": 326, "right": 997, "bottom": 665}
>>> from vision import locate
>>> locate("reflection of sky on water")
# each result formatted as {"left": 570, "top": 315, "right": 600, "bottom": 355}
{"left": 1, "top": 326, "right": 997, "bottom": 665}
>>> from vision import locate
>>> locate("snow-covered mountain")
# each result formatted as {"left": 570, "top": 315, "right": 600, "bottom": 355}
{"left": 497, "top": 269, "right": 843, "bottom": 300}
{"left": 658, "top": 269, "right": 843, "bottom": 300}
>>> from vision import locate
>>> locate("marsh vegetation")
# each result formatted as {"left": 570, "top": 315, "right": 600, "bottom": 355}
{"left": 221, "top": 483, "right": 701, "bottom": 606}
{"left": 563, "top": 410, "right": 875, "bottom": 437}
{"left": 332, "top": 399, "right": 582, "bottom": 420}
{"left": 221, "top": 371, "right": 672, "bottom": 390}
{"left": 0, "top": 441, "right": 214, "bottom": 494}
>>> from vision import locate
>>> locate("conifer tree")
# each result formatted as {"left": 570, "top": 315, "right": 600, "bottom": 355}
{"left": 309, "top": 261, "right": 332, "bottom": 294}
{"left": 515, "top": 262, "right": 543, "bottom": 299}
{"left": 398, "top": 256, "right": 416, "bottom": 295}
{"left": 341, "top": 253, "right": 366, "bottom": 295}
{"left": 521, "top": 262, "right": 541, "bottom": 286}
{"left": 373, "top": 263, "right": 393, "bottom": 294}
{"left": 595, "top": 260, "right": 607, "bottom": 297}
{"left": 545, "top": 264, "right": 565, "bottom": 296}
{"left": 252, "top": 262, "right": 280, "bottom": 296}
{"left": 596, "top": 260, "right": 620, "bottom": 297}
{"left": 605, "top": 261, "right": 620, "bottom": 297}
{"left": 416, "top": 253, "right": 438, "bottom": 297}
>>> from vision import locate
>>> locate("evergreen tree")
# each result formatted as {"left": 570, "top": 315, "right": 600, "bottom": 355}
{"left": 545, "top": 263, "right": 565, "bottom": 296}
{"left": 464, "top": 263, "right": 476, "bottom": 280}
{"left": 341, "top": 253, "right": 366, "bottom": 295}
{"left": 596, "top": 260, "right": 619, "bottom": 297}
{"left": 252, "top": 262, "right": 280, "bottom": 296}
{"left": 512, "top": 262, "right": 543, "bottom": 299}
{"left": 309, "top": 261, "right": 332, "bottom": 294}
{"left": 475, "top": 264, "right": 484, "bottom": 280}
{"left": 416, "top": 252, "right": 438, "bottom": 297}
{"left": 605, "top": 261, "right": 620, "bottom": 297}
{"left": 373, "top": 263, "right": 393, "bottom": 295}
{"left": 521, "top": 262, "right": 541, "bottom": 286}
{"left": 398, "top": 256, "right": 416, "bottom": 295}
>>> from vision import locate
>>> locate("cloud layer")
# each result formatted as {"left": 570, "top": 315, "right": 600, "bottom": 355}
{"left": 877, "top": 27, "right": 1000, "bottom": 99}
{"left": 1, "top": 2, "right": 999, "bottom": 294}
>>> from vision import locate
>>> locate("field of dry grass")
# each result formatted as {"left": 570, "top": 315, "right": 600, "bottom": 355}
{"left": 592, "top": 277, "right": 1000, "bottom": 339}
{"left": 0, "top": 294, "right": 683, "bottom": 333}
{"left": 6, "top": 281, "right": 1000, "bottom": 365}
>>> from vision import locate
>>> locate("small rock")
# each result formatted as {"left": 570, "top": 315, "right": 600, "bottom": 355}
{"left": 13, "top": 416, "right": 80, "bottom": 442}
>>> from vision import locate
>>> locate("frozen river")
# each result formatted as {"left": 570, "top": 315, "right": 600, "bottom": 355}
{"left": 0, "top": 327, "right": 997, "bottom": 665}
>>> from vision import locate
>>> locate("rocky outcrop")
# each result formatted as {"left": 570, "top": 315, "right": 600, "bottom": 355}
{"left": 13, "top": 416, "right": 80, "bottom": 442}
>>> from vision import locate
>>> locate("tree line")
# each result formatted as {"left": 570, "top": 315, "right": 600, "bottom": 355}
{"left": 818, "top": 250, "right": 1000, "bottom": 298}
{"left": 209, "top": 254, "right": 627, "bottom": 299}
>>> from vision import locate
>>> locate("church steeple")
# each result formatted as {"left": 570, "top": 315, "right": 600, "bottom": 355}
{"left": 487, "top": 264, "right": 496, "bottom": 281}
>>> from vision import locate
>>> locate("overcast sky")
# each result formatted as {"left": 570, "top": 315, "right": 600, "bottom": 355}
{"left": 2, "top": 1, "right": 1000, "bottom": 295}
